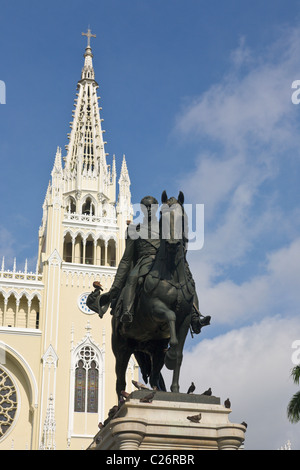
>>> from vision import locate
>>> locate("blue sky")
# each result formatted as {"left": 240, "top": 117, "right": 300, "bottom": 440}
{"left": 1, "top": 0, "right": 300, "bottom": 450}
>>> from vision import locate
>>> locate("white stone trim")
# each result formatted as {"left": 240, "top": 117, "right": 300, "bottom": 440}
{"left": 0, "top": 327, "right": 42, "bottom": 336}
{"left": 0, "top": 342, "right": 39, "bottom": 408}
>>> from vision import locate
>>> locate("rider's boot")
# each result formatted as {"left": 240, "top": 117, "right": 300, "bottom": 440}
{"left": 191, "top": 305, "right": 211, "bottom": 334}
{"left": 191, "top": 310, "right": 202, "bottom": 334}
{"left": 120, "top": 284, "right": 135, "bottom": 323}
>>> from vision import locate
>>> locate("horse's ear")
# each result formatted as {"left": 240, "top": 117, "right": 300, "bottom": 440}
{"left": 178, "top": 191, "right": 184, "bottom": 205}
{"left": 161, "top": 190, "right": 168, "bottom": 203}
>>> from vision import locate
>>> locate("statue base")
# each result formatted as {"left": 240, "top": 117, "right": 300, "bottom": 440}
{"left": 87, "top": 390, "right": 246, "bottom": 451}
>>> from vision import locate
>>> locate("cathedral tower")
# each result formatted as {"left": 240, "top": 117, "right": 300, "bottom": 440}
{"left": 0, "top": 30, "right": 136, "bottom": 450}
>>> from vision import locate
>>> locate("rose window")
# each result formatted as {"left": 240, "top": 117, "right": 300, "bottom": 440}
{"left": 0, "top": 368, "right": 18, "bottom": 439}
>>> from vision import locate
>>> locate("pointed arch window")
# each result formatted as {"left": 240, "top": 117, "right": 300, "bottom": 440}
{"left": 66, "top": 196, "right": 76, "bottom": 214}
{"left": 87, "top": 361, "right": 98, "bottom": 413}
{"left": 82, "top": 197, "right": 95, "bottom": 216}
{"left": 74, "top": 346, "right": 99, "bottom": 413}
{"left": 74, "top": 360, "right": 86, "bottom": 412}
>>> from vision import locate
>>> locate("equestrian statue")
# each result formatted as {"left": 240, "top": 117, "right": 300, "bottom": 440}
{"left": 86, "top": 191, "right": 210, "bottom": 399}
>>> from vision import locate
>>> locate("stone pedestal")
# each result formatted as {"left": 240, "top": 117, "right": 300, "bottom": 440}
{"left": 88, "top": 391, "right": 246, "bottom": 451}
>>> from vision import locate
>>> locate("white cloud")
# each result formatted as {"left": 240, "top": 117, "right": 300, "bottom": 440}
{"left": 174, "top": 27, "right": 300, "bottom": 324}
{"left": 189, "top": 236, "right": 300, "bottom": 327}
{"left": 177, "top": 26, "right": 300, "bottom": 227}
{"left": 163, "top": 315, "right": 300, "bottom": 449}
{"left": 161, "top": 28, "right": 300, "bottom": 450}
{"left": 176, "top": 27, "right": 300, "bottom": 154}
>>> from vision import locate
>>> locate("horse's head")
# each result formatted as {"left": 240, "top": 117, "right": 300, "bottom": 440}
{"left": 160, "top": 190, "right": 187, "bottom": 252}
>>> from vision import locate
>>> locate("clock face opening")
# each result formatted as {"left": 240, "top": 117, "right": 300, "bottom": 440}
{"left": 78, "top": 293, "right": 94, "bottom": 314}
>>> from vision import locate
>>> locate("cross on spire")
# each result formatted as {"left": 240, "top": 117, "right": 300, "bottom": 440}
{"left": 82, "top": 28, "right": 96, "bottom": 48}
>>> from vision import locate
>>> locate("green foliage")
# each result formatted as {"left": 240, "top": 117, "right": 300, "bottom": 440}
{"left": 287, "top": 366, "right": 300, "bottom": 424}
{"left": 291, "top": 365, "right": 300, "bottom": 385}
{"left": 287, "top": 391, "right": 300, "bottom": 424}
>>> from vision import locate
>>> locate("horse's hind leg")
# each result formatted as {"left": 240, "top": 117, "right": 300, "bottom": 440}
{"left": 150, "top": 342, "right": 168, "bottom": 391}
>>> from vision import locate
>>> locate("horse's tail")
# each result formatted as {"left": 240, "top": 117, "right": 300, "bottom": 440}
{"left": 134, "top": 351, "right": 167, "bottom": 392}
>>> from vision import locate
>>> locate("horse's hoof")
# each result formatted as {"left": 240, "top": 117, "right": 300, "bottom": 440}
{"left": 164, "top": 348, "right": 177, "bottom": 370}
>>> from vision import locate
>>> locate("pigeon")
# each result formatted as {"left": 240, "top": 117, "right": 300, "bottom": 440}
{"left": 93, "top": 281, "right": 103, "bottom": 291}
{"left": 139, "top": 391, "right": 156, "bottom": 403}
{"left": 202, "top": 387, "right": 212, "bottom": 396}
{"left": 108, "top": 405, "right": 119, "bottom": 417}
{"left": 224, "top": 398, "right": 231, "bottom": 408}
{"left": 187, "top": 413, "right": 202, "bottom": 423}
{"left": 121, "top": 390, "right": 130, "bottom": 399}
{"left": 98, "top": 422, "right": 104, "bottom": 429}
{"left": 103, "top": 405, "right": 119, "bottom": 426}
{"left": 241, "top": 421, "right": 248, "bottom": 429}
{"left": 187, "top": 382, "right": 195, "bottom": 394}
{"left": 132, "top": 380, "right": 149, "bottom": 390}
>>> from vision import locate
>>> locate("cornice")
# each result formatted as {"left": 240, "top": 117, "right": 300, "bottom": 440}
{"left": 0, "top": 326, "right": 42, "bottom": 336}
{"left": 62, "top": 262, "right": 117, "bottom": 276}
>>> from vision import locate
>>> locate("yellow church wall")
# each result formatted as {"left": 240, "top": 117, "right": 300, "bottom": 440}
{"left": 44, "top": 268, "right": 120, "bottom": 449}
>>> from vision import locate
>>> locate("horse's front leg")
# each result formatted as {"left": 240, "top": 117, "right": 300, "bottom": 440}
{"left": 152, "top": 299, "right": 178, "bottom": 347}
{"left": 115, "top": 350, "right": 132, "bottom": 399}
{"left": 170, "top": 313, "right": 192, "bottom": 393}
{"left": 151, "top": 298, "right": 178, "bottom": 370}
{"left": 112, "top": 328, "right": 132, "bottom": 398}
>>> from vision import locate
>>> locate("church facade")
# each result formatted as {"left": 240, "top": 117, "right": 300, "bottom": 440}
{"left": 0, "top": 31, "right": 137, "bottom": 450}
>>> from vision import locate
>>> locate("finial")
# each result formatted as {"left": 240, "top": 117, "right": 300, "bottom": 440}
{"left": 85, "top": 320, "right": 92, "bottom": 336}
{"left": 112, "top": 154, "right": 116, "bottom": 175}
{"left": 82, "top": 27, "right": 96, "bottom": 49}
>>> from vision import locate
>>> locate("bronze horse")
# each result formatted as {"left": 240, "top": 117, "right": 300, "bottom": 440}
{"left": 109, "top": 191, "right": 196, "bottom": 398}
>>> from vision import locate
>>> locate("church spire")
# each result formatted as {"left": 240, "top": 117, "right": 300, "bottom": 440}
{"left": 119, "top": 154, "right": 130, "bottom": 186}
{"left": 64, "top": 29, "right": 109, "bottom": 187}
{"left": 117, "top": 155, "right": 131, "bottom": 211}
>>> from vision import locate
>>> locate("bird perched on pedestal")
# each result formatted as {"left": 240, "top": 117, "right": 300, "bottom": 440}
{"left": 224, "top": 398, "right": 231, "bottom": 408}
{"left": 139, "top": 391, "right": 156, "bottom": 403}
{"left": 187, "top": 382, "right": 195, "bottom": 394}
{"left": 121, "top": 390, "right": 130, "bottom": 399}
{"left": 132, "top": 380, "right": 149, "bottom": 390}
{"left": 202, "top": 387, "right": 212, "bottom": 396}
{"left": 187, "top": 413, "right": 202, "bottom": 423}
